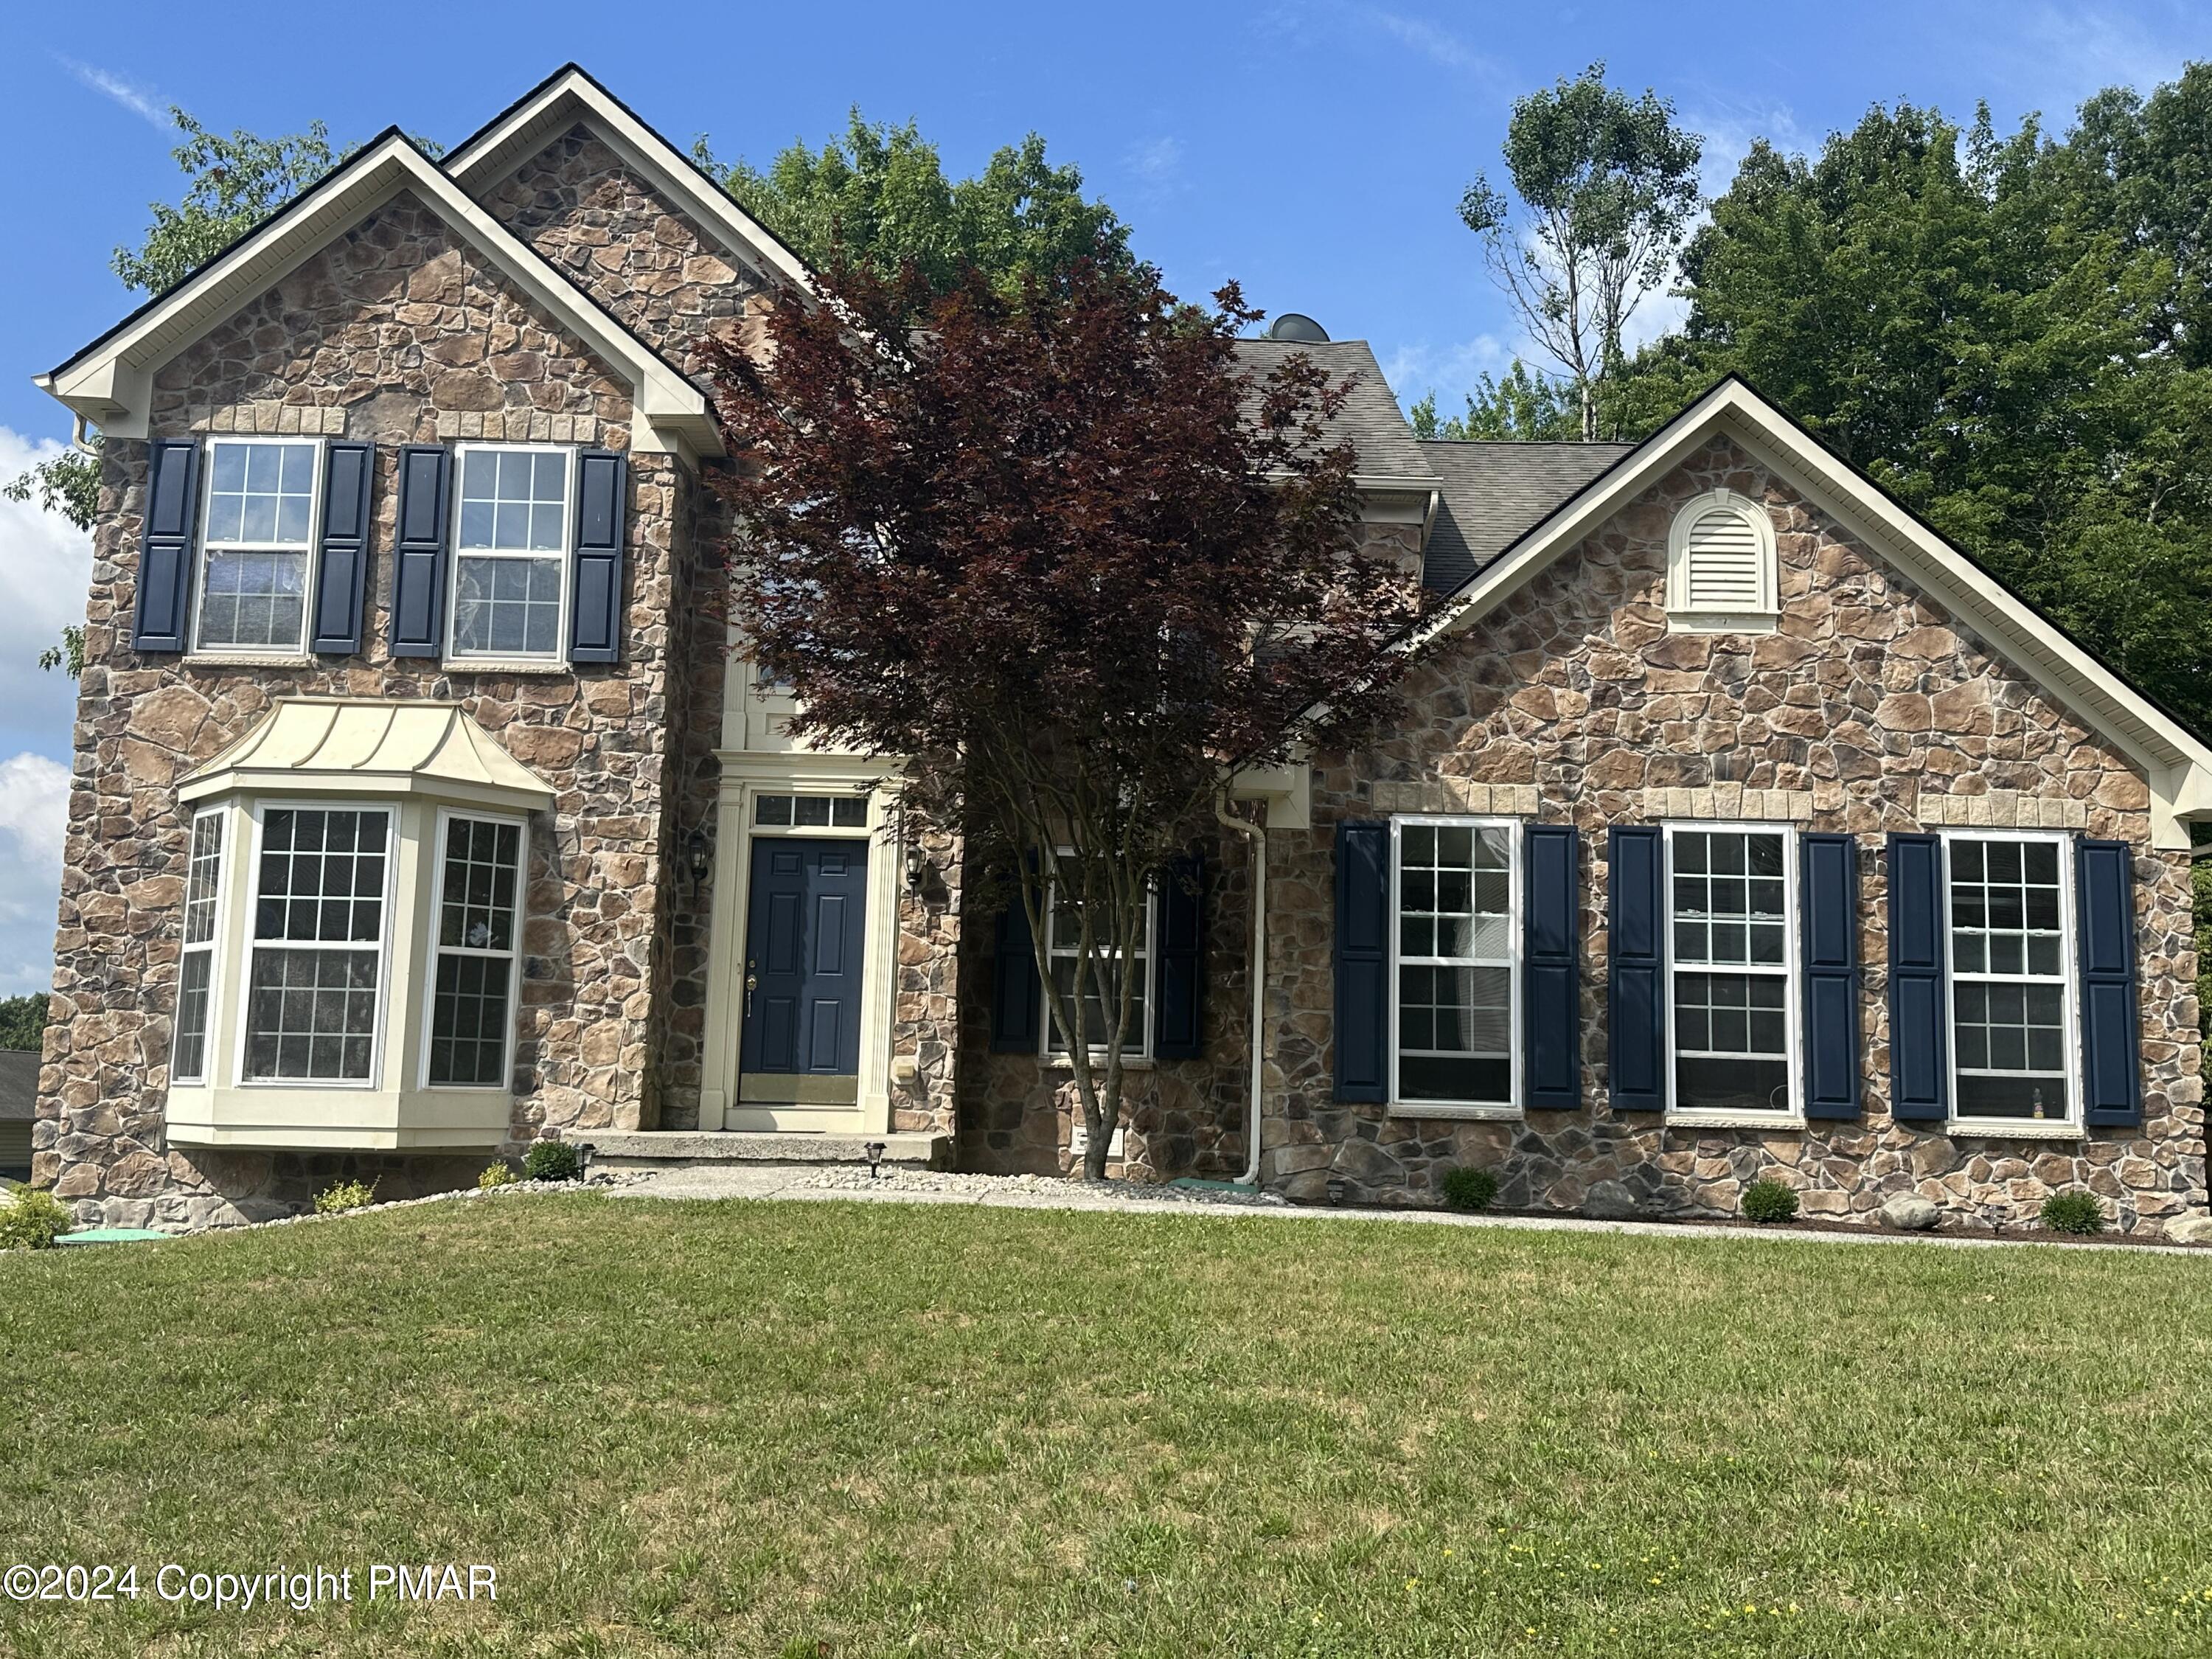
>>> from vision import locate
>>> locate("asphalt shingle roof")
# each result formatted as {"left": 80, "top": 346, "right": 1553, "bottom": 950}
{"left": 0, "top": 1050, "right": 36, "bottom": 1122}
{"left": 1234, "top": 338, "right": 1436, "bottom": 485}
{"left": 1417, "top": 439, "right": 1638, "bottom": 592}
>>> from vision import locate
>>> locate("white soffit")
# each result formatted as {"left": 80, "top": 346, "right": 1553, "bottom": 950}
{"left": 444, "top": 65, "right": 815, "bottom": 296}
{"left": 38, "top": 131, "right": 717, "bottom": 460}
{"left": 178, "top": 698, "right": 557, "bottom": 810}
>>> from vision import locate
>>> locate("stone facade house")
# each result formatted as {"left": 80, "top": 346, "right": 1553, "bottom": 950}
{"left": 31, "top": 67, "right": 2212, "bottom": 1237}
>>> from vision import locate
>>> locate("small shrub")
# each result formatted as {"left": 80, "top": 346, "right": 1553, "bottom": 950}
{"left": 1742, "top": 1178, "right": 1800, "bottom": 1224}
{"left": 1439, "top": 1166, "right": 1499, "bottom": 1213}
{"left": 521, "top": 1140, "right": 582, "bottom": 1183}
{"left": 314, "top": 1178, "right": 377, "bottom": 1215}
{"left": 477, "top": 1162, "right": 518, "bottom": 1190}
{"left": 0, "top": 1186, "right": 74, "bottom": 1251}
{"left": 2041, "top": 1190, "right": 2105, "bottom": 1235}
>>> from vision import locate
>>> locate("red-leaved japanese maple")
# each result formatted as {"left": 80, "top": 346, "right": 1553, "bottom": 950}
{"left": 702, "top": 255, "right": 1425, "bottom": 1178}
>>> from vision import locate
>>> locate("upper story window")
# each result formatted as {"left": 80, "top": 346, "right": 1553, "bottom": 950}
{"left": 450, "top": 444, "right": 571, "bottom": 661}
{"left": 1391, "top": 818, "right": 1517, "bottom": 1109}
{"left": 195, "top": 439, "right": 320, "bottom": 653}
{"left": 1666, "top": 826, "right": 1798, "bottom": 1117}
{"left": 1665, "top": 489, "right": 1778, "bottom": 633}
{"left": 1945, "top": 834, "right": 2075, "bottom": 1124}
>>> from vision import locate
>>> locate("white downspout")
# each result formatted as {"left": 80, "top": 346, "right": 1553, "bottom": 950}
{"left": 1215, "top": 798, "right": 1266, "bottom": 1186}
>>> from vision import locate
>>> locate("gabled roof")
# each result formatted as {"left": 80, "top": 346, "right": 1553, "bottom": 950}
{"left": 444, "top": 63, "right": 815, "bottom": 294}
{"left": 38, "top": 129, "right": 718, "bottom": 461}
{"left": 178, "top": 698, "right": 556, "bottom": 811}
{"left": 1405, "top": 375, "right": 2212, "bottom": 849}
{"left": 1418, "top": 438, "right": 1633, "bottom": 593}
{"left": 1234, "top": 338, "right": 1437, "bottom": 490}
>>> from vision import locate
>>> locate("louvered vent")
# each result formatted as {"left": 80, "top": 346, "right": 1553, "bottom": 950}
{"left": 1684, "top": 508, "right": 1764, "bottom": 609}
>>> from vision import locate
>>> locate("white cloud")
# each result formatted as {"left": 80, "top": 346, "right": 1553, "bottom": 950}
{"left": 53, "top": 55, "right": 173, "bottom": 131}
{"left": 0, "top": 753, "right": 69, "bottom": 996}
{"left": 1362, "top": 8, "right": 1493, "bottom": 75}
{"left": 1124, "top": 136, "right": 1184, "bottom": 189}
{"left": 1380, "top": 333, "right": 1513, "bottom": 408}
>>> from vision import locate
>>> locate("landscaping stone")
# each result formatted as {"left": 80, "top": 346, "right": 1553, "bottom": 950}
{"left": 1585, "top": 1180, "right": 1640, "bottom": 1220}
{"left": 1880, "top": 1194, "right": 1943, "bottom": 1232}
{"left": 2162, "top": 1212, "right": 2212, "bottom": 1245}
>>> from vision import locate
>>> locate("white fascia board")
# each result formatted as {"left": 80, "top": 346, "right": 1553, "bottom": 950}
{"left": 1377, "top": 378, "right": 2212, "bottom": 848}
{"left": 41, "top": 134, "right": 717, "bottom": 459}
{"left": 444, "top": 69, "right": 815, "bottom": 296}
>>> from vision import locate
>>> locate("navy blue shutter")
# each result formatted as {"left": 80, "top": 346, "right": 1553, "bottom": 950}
{"left": 1886, "top": 833, "right": 1949, "bottom": 1121}
{"left": 568, "top": 450, "right": 627, "bottom": 664}
{"left": 1522, "top": 824, "right": 1580, "bottom": 1109}
{"left": 2076, "top": 838, "right": 2143, "bottom": 1126}
{"left": 990, "top": 864, "right": 1042, "bottom": 1053}
{"left": 1333, "top": 818, "right": 1388, "bottom": 1102}
{"left": 388, "top": 445, "right": 451, "bottom": 657}
{"left": 1152, "top": 855, "right": 1206, "bottom": 1060}
{"left": 133, "top": 439, "right": 201, "bottom": 651}
{"left": 1800, "top": 832, "right": 1862, "bottom": 1119}
{"left": 310, "top": 442, "right": 373, "bottom": 654}
{"left": 1607, "top": 826, "right": 1666, "bottom": 1111}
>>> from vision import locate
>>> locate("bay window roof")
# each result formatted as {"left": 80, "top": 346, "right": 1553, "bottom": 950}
{"left": 178, "top": 698, "right": 555, "bottom": 811}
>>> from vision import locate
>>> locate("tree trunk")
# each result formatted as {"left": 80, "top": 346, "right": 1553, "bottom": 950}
{"left": 1579, "top": 375, "right": 1598, "bottom": 442}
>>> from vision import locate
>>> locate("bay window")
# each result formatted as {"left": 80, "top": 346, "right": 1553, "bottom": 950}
{"left": 1666, "top": 827, "right": 1797, "bottom": 1116}
{"left": 425, "top": 813, "right": 526, "bottom": 1088}
{"left": 1391, "top": 818, "right": 1516, "bottom": 1109}
{"left": 171, "top": 809, "right": 226, "bottom": 1083}
{"left": 240, "top": 806, "right": 392, "bottom": 1084}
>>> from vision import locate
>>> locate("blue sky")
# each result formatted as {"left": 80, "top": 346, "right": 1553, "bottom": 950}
{"left": 0, "top": 0, "right": 2208, "bottom": 990}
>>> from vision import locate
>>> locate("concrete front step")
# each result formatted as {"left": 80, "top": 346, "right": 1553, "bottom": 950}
{"left": 577, "top": 1130, "right": 951, "bottom": 1172}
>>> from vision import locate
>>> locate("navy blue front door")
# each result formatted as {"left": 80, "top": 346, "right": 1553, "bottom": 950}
{"left": 740, "top": 838, "right": 869, "bottom": 1102}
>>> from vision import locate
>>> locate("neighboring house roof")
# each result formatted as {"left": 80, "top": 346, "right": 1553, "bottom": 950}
{"left": 1417, "top": 439, "right": 1636, "bottom": 593}
{"left": 444, "top": 63, "right": 815, "bottom": 295}
{"left": 1399, "top": 375, "right": 2212, "bottom": 850}
{"left": 178, "top": 698, "right": 557, "bottom": 811}
{"left": 37, "top": 130, "right": 719, "bottom": 462}
{"left": 0, "top": 1050, "right": 36, "bottom": 1124}
{"left": 1234, "top": 338, "right": 1437, "bottom": 489}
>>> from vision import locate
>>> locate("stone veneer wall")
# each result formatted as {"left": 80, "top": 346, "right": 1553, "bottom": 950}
{"left": 1264, "top": 434, "right": 2205, "bottom": 1234}
{"left": 36, "top": 197, "right": 692, "bottom": 1229}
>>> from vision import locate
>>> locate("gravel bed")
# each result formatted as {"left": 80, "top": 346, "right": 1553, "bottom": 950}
{"left": 801, "top": 1166, "right": 1290, "bottom": 1206}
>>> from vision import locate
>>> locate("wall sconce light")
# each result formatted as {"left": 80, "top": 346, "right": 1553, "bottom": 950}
{"left": 903, "top": 843, "right": 928, "bottom": 893}
{"left": 686, "top": 830, "right": 711, "bottom": 896}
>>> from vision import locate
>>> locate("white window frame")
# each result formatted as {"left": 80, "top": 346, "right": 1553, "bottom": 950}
{"left": 1661, "top": 821, "right": 1804, "bottom": 1125}
{"left": 1387, "top": 814, "right": 1522, "bottom": 1119}
{"left": 417, "top": 807, "right": 530, "bottom": 1093}
{"left": 445, "top": 441, "right": 575, "bottom": 664}
{"left": 170, "top": 805, "right": 231, "bottom": 1085}
{"left": 1938, "top": 829, "right": 2082, "bottom": 1133}
{"left": 1039, "top": 861, "right": 1156, "bottom": 1063}
{"left": 232, "top": 799, "right": 397, "bottom": 1091}
{"left": 1664, "top": 488, "right": 1778, "bottom": 634}
{"left": 190, "top": 436, "right": 325, "bottom": 658}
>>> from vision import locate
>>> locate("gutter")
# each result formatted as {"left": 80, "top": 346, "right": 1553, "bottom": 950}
{"left": 1214, "top": 797, "right": 1267, "bottom": 1186}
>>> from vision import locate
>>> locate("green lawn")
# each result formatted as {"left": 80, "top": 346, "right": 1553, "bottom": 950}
{"left": 3, "top": 1198, "right": 2211, "bottom": 1658}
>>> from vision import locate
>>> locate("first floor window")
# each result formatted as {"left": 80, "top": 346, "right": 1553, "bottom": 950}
{"left": 1041, "top": 869, "right": 1153, "bottom": 1058}
{"left": 171, "top": 810, "right": 226, "bottom": 1082}
{"left": 428, "top": 815, "right": 524, "bottom": 1087}
{"left": 451, "top": 445, "right": 570, "bottom": 658}
{"left": 1393, "top": 818, "right": 1514, "bottom": 1106}
{"left": 243, "top": 806, "right": 391, "bottom": 1082}
{"left": 195, "top": 438, "right": 319, "bottom": 652}
{"left": 1668, "top": 827, "right": 1795, "bottom": 1113}
{"left": 1947, "top": 834, "right": 2073, "bottom": 1121}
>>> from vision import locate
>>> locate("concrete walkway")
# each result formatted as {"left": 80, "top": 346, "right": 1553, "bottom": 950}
{"left": 605, "top": 1164, "right": 2212, "bottom": 1257}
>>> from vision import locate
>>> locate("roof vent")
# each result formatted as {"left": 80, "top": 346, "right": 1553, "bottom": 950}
{"left": 1266, "top": 313, "right": 1330, "bottom": 344}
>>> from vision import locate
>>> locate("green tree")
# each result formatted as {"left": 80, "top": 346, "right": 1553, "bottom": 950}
{"left": 1410, "top": 361, "right": 1582, "bottom": 440}
{"left": 1458, "top": 63, "right": 1703, "bottom": 439}
{"left": 0, "top": 994, "right": 49, "bottom": 1052}
{"left": 698, "top": 111, "right": 1130, "bottom": 293}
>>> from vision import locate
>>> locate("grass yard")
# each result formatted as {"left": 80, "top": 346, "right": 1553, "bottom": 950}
{"left": 3, "top": 1198, "right": 2211, "bottom": 1658}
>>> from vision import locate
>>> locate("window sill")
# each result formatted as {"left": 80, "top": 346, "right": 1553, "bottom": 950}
{"left": 1666, "top": 1110, "right": 1806, "bottom": 1131}
{"left": 1043, "top": 1056, "right": 1155, "bottom": 1072}
{"left": 183, "top": 651, "right": 314, "bottom": 670}
{"left": 1388, "top": 1102, "right": 1522, "bottom": 1122}
{"left": 439, "top": 657, "right": 574, "bottom": 676}
{"left": 1664, "top": 611, "right": 1779, "bottom": 636}
{"left": 1942, "top": 1119, "right": 2085, "bottom": 1141}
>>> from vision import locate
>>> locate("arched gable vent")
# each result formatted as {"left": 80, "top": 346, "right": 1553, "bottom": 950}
{"left": 1666, "top": 489, "right": 1778, "bottom": 632}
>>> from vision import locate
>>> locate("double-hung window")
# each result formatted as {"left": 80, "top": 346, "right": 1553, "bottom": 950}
{"left": 240, "top": 806, "right": 392, "bottom": 1084}
{"left": 195, "top": 438, "right": 319, "bottom": 653}
{"left": 171, "top": 810, "right": 227, "bottom": 1083}
{"left": 1945, "top": 834, "right": 2074, "bottom": 1123}
{"left": 1666, "top": 827, "right": 1797, "bottom": 1116}
{"left": 1040, "top": 873, "right": 1154, "bottom": 1060}
{"left": 451, "top": 444, "right": 571, "bottom": 661}
{"left": 1391, "top": 818, "right": 1517, "bottom": 1108}
{"left": 425, "top": 814, "right": 526, "bottom": 1088}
